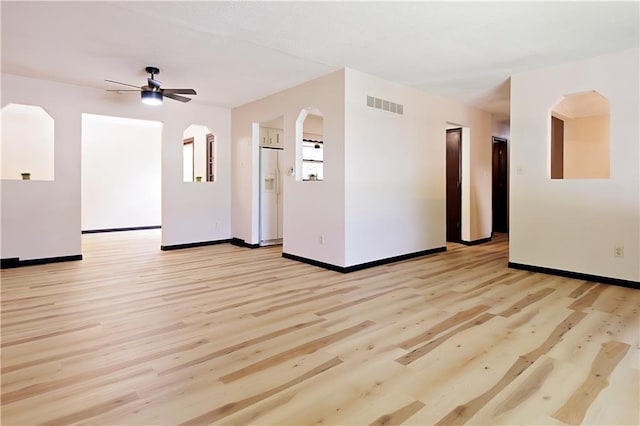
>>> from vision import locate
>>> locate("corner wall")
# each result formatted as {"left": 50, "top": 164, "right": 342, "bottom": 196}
{"left": 231, "top": 70, "right": 346, "bottom": 266}
{"left": 344, "top": 69, "right": 492, "bottom": 267}
{"left": 1, "top": 74, "right": 231, "bottom": 261}
{"left": 510, "top": 49, "right": 639, "bottom": 282}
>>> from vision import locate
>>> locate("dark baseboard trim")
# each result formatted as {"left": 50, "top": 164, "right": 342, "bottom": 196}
{"left": 460, "top": 237, "right": 492, "bottom": 246}
{"left": 82, "top": 225, "right": 161, "bottom": 234}
{"left": 161, "top": 239, "right": 231, "bottom": 251}
{"left": 283, "top": 246, "right": 447, "bottom": 274}
{"left": 230, "top": 238, "right": 260, "bottom": 249}
{"left": 281, "top": 253, "right": 345, "bottom": 273}
{"left": 1, "top": 254, "right": 83, "bottom": 269}
{"left": 1, "top": 258, "right": 19, "bottom": 269}
{"left": 508, "top": 262, "right": 639, "bottom": 289}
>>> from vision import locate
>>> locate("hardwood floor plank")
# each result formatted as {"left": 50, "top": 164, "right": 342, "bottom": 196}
{"left": 315, "top": 286, "right": 406, "bottom": 316}
{"left": 568, "top": 284, "right": 608, "bottom": 311}
{"left": 568, "top": 281, "right": 597, "bottom": 298}
{"left": 158, "top": 318, "right": 325, "bottom": 376}
{"left": 41, "top": 391, "right": 139, "bottom": 425}
{"left": 497, "top": 287, "right": 555, "bottom": 317}
{"left": 251, "top": 286, "right": 360, "bottom": 316}
{"left": 1, "top": 230, "right": 637, "bottom": 425}
{"left": 395, "top": 312, "right": 496, "bottom": 365}
{"left": 219, "top": 320, "right": 375, "bottom": 383}
{"left": 435, "top": 311, "right": 587, "bottom": 425}
{"left": 396, "top": 304, "right": 490, "bottom": 349}
{"left": 369, "top": 400, "right": 425, "bottom": 426}
{"left": 1, "top": 322, "right": 101, "bottom": 348}
{"left": 180, "top": 357, "right": 343, "bottom": 425}
{"left": 493, "top": 356, "right": 555, "bottom": 416}
{"left": 553, "top": 340, "right": 630, "bottom": 424}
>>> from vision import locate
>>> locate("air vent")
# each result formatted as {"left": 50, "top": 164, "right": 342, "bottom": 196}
{"left": 366, "top": 96, "right": 403, "bottom": 115}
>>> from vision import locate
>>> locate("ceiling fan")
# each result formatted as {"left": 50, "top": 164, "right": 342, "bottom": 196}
{"left": 106, "top": 66, "right": 197, "bottom": 105}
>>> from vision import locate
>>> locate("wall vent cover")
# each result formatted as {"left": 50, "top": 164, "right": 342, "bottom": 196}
{"left": 367, "top": 96, "right": 403, "bottom": 115}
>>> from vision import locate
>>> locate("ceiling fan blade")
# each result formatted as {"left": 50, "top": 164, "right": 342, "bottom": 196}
{"left": 147, "top": 77, "right": 161, "bottom": 89}
{"left": 107, "top": 89, "right": 141, "bottom": 92}
{"left": 164, "top": 93, "right": 192, "bottom": 103}
{"left": 162, "top": 88, "right": 197, "bottom": 95}
{"left": 105, "top": 79, "right": 141, "bottom": 89}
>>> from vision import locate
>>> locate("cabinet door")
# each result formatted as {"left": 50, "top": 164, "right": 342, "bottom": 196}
{"left": 272, "top": 129, "right": 283, "bottom": 147}
{"left": 259, "top": 127, "right": 269, "bottom": 147}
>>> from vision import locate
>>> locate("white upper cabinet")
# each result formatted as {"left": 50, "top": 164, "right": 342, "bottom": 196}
{"left": 260, "top": 127, "right": 283, "bottom": 148}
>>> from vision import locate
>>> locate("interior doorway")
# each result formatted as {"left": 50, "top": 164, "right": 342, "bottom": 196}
{"left": 446, "top": 128, "right": 462, "bottom": 242}
{"left": 492, "top": 137, "right": 509, "bottom": 233}
{"left": 259, "top": 116, "right": 284, "bottom": 246}
{"left": 81, "top": 113, "right": 162, "bottom": 233}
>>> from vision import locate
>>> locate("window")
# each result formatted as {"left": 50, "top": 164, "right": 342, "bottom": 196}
{"left": 550, "top": 91, "right": 610, "bottom": 179}
{"left": 1, "top": 104, "right": 54, "bottom": 181}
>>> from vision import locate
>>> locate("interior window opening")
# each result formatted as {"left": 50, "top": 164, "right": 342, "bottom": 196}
{"left": 183, "top": 125, "right": 215, "bottom": 182}
{"left": 550, "top": 91, "right": 610, "bottom": 179}
{"left": 297, "top": 110, "right": 324, "bottom": 181}
{"left": 1, "top": 103, "right": 55, "bottom": 181}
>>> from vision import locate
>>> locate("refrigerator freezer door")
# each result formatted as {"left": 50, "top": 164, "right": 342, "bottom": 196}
{"left": 260, "top": 148, "right": 283, "bottom": 244}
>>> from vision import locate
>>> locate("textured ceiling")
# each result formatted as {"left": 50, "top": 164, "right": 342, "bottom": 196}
{"left": 1, "top": 1, "right": 638, "bottom": 118}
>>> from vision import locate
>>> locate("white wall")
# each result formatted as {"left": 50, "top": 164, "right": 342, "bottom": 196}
{"left": 1, "top": 73, "right": 231, "bottom": 261}
{"left": 231, "top": 70, "right": 346, "bottom": 266}
{"left": 491, "top": 115, "right": 510, "bottom": 139}
{"left": 510, "top": 49, "right": 639, "bottom": 282}
{"left": 303, "top": 114, "right": 324, "bottom": 136}
{"left": 162, "top": 104, "right": 230, "bottom": 247}
{"left": 262, "top": 116, "right": 284, "bottom": 129}
{"left": 231, "top": 68, "right": 492, "bottom": 269}
{"left": 1, "top": 104, "right": 55, "bottom": 180}
{"left": 81, "top": 114, "right": 162, "bottom": 230}
{"left": 343, "top": 69, "right": 493, "bottom": 266}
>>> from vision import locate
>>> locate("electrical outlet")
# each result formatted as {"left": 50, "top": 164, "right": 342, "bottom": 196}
{"left": 614, "top": 245, "right": 624, "bottom": 258}
{"left": 319, "top": 235, "right": 325, "bottom": 245}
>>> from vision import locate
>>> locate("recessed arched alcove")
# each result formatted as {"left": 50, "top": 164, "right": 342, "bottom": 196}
{"left": 1, "top": 103, "right": 54, "bottom": 181}
{"left": 295, "top": 108, "right": 324, "bottom": 181}
{"left": 549, "top": 91, "right": 610, "bottom": 179}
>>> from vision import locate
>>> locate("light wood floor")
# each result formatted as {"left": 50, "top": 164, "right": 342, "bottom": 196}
{"left": 1, "top": 230, "right": 638, "bottom": 425}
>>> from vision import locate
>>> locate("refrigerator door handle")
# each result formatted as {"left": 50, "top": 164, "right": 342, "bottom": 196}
{"left": 275, "top": 162, "right": 281, "bottom": 196}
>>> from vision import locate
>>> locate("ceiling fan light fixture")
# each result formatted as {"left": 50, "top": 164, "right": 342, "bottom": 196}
{"left": 108, "top": 67, "right": 195, "bottom": 104}
{"left": 141, "top": 90, "right": 162, "bottom": 106}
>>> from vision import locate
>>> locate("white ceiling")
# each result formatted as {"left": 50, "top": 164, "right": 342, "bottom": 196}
{"left": 2, "top": 1, "right": 638, "bottom": 118}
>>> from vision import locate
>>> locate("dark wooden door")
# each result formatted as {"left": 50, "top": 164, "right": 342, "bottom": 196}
{"left": 492, "top": 138, "right": 508, "bottom": 233}
{"left": 446, "top": 128, "right": 462, "bottom": 242}
{"left": 551, "top": 116, "right": 564, "bottom": 179}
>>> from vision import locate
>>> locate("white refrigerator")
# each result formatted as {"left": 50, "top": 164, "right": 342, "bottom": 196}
{"left": 260, "top": 147, "right": 283, "bottom": 245}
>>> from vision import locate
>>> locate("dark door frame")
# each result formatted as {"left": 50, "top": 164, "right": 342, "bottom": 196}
{"left": 492, "top": 136, "right": 509, "bottom": 234}
{"left": 446, "top": 128, "right": 462, "bottom": 242}
{"left": 551, "top": 116, "right": 564, "bottom": 179}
